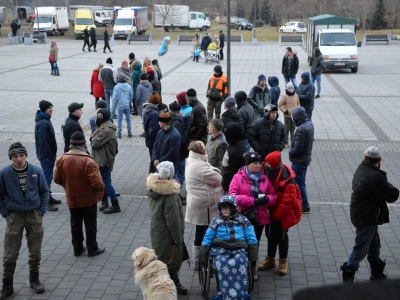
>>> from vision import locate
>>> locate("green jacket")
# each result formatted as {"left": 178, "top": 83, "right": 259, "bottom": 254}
{"left": 146, "top": 173, "right": 184, "bottom": 273}
{"left": 91, "top": 120, "right": 117, "bottom": 167}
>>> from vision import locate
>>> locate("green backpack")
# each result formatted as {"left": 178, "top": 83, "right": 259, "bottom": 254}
{"left": 206, "top": 79, "right": 221, "bottom": 100}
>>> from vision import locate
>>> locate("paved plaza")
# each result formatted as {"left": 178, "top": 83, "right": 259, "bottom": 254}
{"left": 0, "top": 36, "right": 400, "bottom": 299}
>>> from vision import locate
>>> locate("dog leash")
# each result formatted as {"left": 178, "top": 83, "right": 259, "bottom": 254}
{"left": 166, "top": 245, "right": 175, "bottom": 265}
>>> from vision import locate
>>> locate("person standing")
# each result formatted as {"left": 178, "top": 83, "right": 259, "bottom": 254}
{"left": 91, "top": 108, "right": 120, "bottom": 214}
{"left": 90, "top": 63, "right": 105, "bottom": 107}
{"left": 192, "top": 34, "right": 200, "bottom": 60}
{"left": 248, "top": 74, "right": 271, "bottom": 119}
{"left": 103, "top": 27, "right": 112, "bottom": 53}
{"left": 268, "top": 76, "right": 280, "bottom": 107}
{"left": 35, "top": 100, "right": 60, "bottom": 212}
{"left": 146, "top": 68, "right": 161, "bottom": 96}
{"left": 289, "top": 107, "right": 314, "bottom": 214}
{"left": 296, "top": 72, "right": 315, "bottom": 121}
{"left": 278, "top": 82, "right": 300, "bottom": 147}
{"left": 234, "top": 91, "right": 255, "bottom": 152}
{"left": 49, "top": 41, "right": 59, "bottom": 76}
{"left": 136, "top": 72, "right": 153, "bottom": 119}
{"left": 62, "top": 102, "right": 84, "bottom": 153}
{"left": 281, "top": 47, "right": 299, "bottom": 90}
{"left": 206, "top": 118, "right": 227, "bottom": 170}
{"left": 113, "top": 75, "right": 133, "bottom": 139}
{"left": 130, "top": 59, "right": 142, "bottom": 115}
{"left": 0, "top": 23, "right": 2, "bottom": 38}
{"left": 341, "top": 147, "right": 399, "bottom": 283}
{"left": 0, "top": 143, "right": 49, "bottom": 298}
{"left": 248, "top": 104, "right": 287, "bottom": 160}
{"left": 143, "top": 93, "right": 161, "bottom": 173}
{"left": 54, "top": 132, "right": 106, "bottom": 258}
{"left": 221, "top": 96, "right": 243, "bottom": 133}
{"left": 10, "top": 19, "right": 17, "bottom": 37}
{"left": 186, "top": 89, "right": 208, "bottom": 144}
{"left": 219, "top": 30, "right": 225, "bottom": 60}
{"left": 206, "top": 65, "right": 228, "bottom": 122}
{"left": 82, "top": 26, "right": 91, "bottom": 52}
{"left": 200, "top": 32, "right": 212, "bottom": 61}
{"left": 176, "top": 91, "right": 192, "bottom": 137}
{"left": 99, "top": 57, "right": 118, "bottom": 115}
{"left": 89, "top": 25, "right": 97, "bottom": 52}
{"left": 311, "top": 47, "right": 323, "bottom": 98}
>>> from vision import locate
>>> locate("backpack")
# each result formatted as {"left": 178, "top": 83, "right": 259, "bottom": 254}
{"left": 207, "top": 79, "right": 222, "bottom": 100}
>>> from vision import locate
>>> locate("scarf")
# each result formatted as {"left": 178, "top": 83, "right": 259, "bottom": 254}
{"left": 121, "top": 67, "right": 130, "bottom": 78}
{"left": 246, "top": 167, "right": 262, "bottom": 198}
{"left": 285, "top": 89, "right": 295, "bottom": 96}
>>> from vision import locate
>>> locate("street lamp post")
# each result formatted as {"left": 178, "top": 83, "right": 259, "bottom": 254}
{"left": 227, "top": 0, "right": 231, "bottom": 96}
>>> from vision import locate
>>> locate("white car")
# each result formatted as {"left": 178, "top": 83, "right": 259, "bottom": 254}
{"left": 279, "top": 22, "right": 307, "bottom": 33}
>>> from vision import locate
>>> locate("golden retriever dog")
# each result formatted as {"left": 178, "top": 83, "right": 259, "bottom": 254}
{"left": 132, "top": 247, "right": 177, "bottom": 300}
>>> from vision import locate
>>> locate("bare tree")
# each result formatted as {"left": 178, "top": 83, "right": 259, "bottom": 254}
{"left": 269, "top": 0, "right": 284, "bottom": 30}
{"left": 0, "top": 0, "right": 17, "bottom": 19}
{"left": 152, "top": 3, "right": 187, "bottom": 37}
{"left": 386, "top": 0, "right": 400, "bottom": 35}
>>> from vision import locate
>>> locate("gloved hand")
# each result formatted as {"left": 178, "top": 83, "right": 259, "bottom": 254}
{"left": 248, "top": 244, "right": 258, "bottom": 262}
{"left": 199, "top": 246, "right": 211, "bottom": 264}
{"left": 284, "top": 110, "right": 289, "bottom": 115}
{"left": 254, "top": 194, "right": 269, "bottom": 206}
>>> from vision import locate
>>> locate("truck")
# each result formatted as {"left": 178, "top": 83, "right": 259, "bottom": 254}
{"left": 152, "top": 5, "right": 210, "bottom": 32}
{"left": 69, "top": 5, "right": 103, "bottom": 25}
{"left": 306, "top": 14, "right": 361, "bottom": 73}
{"left": 33, "top": 7, "right": 69, "bottom": 36}
{"left": 113, "top": 7, "right": 148, "bottom": 39}
{"left": 74, "top": 8, "right": 94, "bottom": 39}
{"left": 94, "top": 10, "right": 112, "bottom": 27}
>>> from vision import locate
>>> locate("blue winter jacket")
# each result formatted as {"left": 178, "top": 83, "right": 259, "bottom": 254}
{"left": 35, "top": 110, "right": 57, "bottom": 160}
{"left": 0, "top": 163, "right": 50, "bottom": 218}
{"left": 268, "top": 76, "right": 281, "bottom": 107}
{"left": 289, "top": 107, "right": 314, "bottom": 164}
{"left": 113, "top": 82, "right": 133, "bottom": 109}
{"left": 152, "top": 125, "right": 181, "bottom": 167}
{"left": 180, "top": 104, "right": 192, "bottom": 136}
{"left": 143, "top": 103, "right": 160, "bottom": 148}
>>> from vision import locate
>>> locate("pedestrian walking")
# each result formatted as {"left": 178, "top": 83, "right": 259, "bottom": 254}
{"left": 0, "top": 143, "right": 49, "bottom": 298}
{"left": 62, "top": 102, "right": 84, "bottom": 153}
{"left": 219, "top": 30, "right": 225, "bottom": 60}
{"left": 54, "top": 132, "right": 106, "bottom": 257}
{"left": 103, "top": 28, "right": 112, "bottom": 53}
{"left": 281, "top": 47, "right": 299, "bottom": 90}
{"left": 89, "top": 25, "right": 97, "bottom": 52}
{"left": 311, "top": 47, "right": 323, "bottom": 98}
{"left": 82, "top": 26, "right": 91, "bottom": 51}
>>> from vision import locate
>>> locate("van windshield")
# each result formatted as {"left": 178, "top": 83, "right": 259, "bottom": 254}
{"left": 320, "top": 33, "right": 356, "bottom": 46}
{"left": 37, "top": 16, "right": 52, "bottom": 23}
{"left": 115, "top": 18, "right": 134, "bottom": 26}
{"left": 76, "top": 18, "right": 93, "bottom": 25}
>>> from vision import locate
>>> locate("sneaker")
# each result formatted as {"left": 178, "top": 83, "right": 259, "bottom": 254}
{"left": 139, "top": 132, "right": 145, "bottom": 137}
{"left": 117, "top": 133, "right": 122, "bottom": 139}
{"left": 315, "top": 94, "right": 320, "bottom": 98}
{"left": 112, "top": 114, "right": 118, "bottom": 119}
{"left": 47, "top": 203, "right": 58, "bottom": 211}
{"left": 302, "top": 206, "right": 310, "bottom": 214}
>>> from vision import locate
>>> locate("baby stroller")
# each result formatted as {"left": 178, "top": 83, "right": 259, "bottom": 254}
{"left": 206, "top": 49, "right": 220, "bottom": 64}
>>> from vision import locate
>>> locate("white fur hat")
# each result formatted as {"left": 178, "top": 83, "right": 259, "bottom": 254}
{"left": 156, "top": 161, "right": 175, "bottom": 180}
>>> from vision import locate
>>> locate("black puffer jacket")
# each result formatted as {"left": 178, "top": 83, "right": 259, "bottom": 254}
{"left": 187, "top": 100, "right": 208, "bottom": 144}
{"left": 282, "top": 54, "right": 299, "bottom": 77}
{"left": 235, "top": 91, "right": 255, "bottom": 139}
{"left": 171, "top": 114, "right": 188, "bottom": 160}
{"left": 248, "top": 114, "right": 287, "bottom": 159}
{"left": 350, "top": 161, "right": 399, "bottom": 227}
{"left": 221, "top": 107, "right": 244, "bottom": 136}
{"left": 296, "top": 80, "right": 315, "bottom": 112}
{"left": 289, "top": 107, "right": 314, "bottom": 164}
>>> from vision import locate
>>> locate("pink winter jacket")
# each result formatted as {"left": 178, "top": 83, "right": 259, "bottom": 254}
{"left": 228, "top": 166, "right": 278, "bottom": 225}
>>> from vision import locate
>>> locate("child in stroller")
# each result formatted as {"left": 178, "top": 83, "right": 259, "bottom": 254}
{"left": 200, "top": 195, "right": 258, "bottom": 300}
{"left": 207, "top": 42, "right": 220, "bottom": 63}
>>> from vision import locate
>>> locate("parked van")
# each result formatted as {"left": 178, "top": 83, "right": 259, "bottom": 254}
{"left": 74, "top": 8, "right": 94, "bottom": 39}
{"left": 33, "top": 7, "right": 69, "bottom": 36}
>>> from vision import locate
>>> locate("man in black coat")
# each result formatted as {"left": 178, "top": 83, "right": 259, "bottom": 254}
{"left": 219, "top": 30, "right": 225, "bottom": 60}
{"left": 289, "top": 107, "right": 313, "bottom": 213}
{"left": 200, "top": 33, "right": 212, "bottom": 61}
{"left": 341, "top": 146, "right": 399, "bottom": 283}
{"left": 103, "top": 28, "right": 112, "bottom": 53}
{"left": 248, "top": 104, "right": 287, "bottom": 160}
{"left": 282, "top": 47, "right": 299, "bottom": 90}
{"left": 235, "top": 91, "right": 255, "bottom": 152}
{"left": 186, "top": 88, "right": 208, "bottom": 144}
{"left": 221, "top": 96, "right": 243, "bottom": 136}
{"left": 90, "top": 25, "right": 97, "bottom": 52}
{"left": 82, "top": 26, "right": 91, "bottom": 52}
{"left": 296, "top": 72, "right": 315, "bottom": 121}
{"left": 62, "top": 102, "right": 84, "bottom": 153}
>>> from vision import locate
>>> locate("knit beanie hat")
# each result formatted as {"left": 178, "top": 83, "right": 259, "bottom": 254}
{"left": 129, "top": 52, "right": 135, "bottom": 60}
{"left": 146, "top": 67, "right": 155, "bottom": 76}
{"left": 169, "top": 101, "right": 181, "bottom": 112}
{"left": 364, "top": 146, "right": 381, "bottom": 158}
{"left": 185, "top": 88, "right": 197, "bottom": 101}
{"left": 140, "top": 73, "right": 148, "bottom": 80}
{"left": 258, "top": 74, "right": 266, "bottom": 82}
{"left": 118, "top": 74, "right": 127, "bottom": 83}
{"left": 286, "top": 82, "right": 294, "bottom": 90}
{"left": 224, "top": 97, "right": 236, "bottom": 109}
{"left": 244, "top": 152, "right": 262, "bottom": 165}
{"left": 96, "top": 100, "right": 107, "bottom": 109}
{"left": 148, "top": 92, "right": 161, "bottom": 105}
{"left": 264, "top": 151, "right": 282, "bottom": 179}
{"left": 301, "top": 71, "right": 310, "bottom": 82}
{"left": 8, "top": 142, "right": 27, "bottom": 159}
{"left": 106, "top": 57, "right": 112, "bottom": 64}
{"left": 96, "top": 108, "right": 111, "bottom": 126}
{"left": 39, "top": 100, "right": 53, "bottom": 112}
{"left": 121, "top": 60, "right": 128, "bottom": 66}
{"left": 176, "top": 91, "right": 187, "bottom": 105}
{"left": 70, "top": 131, "right": 86, "bottom": 146}
{"left": 158, "top": 112, "right": 171, "bottom": 123}
{"left": 234, "top": 91, "right": 247, "bottom": 107}
{"left": 156, "top": 161, "right": 175, "bottom": 180}
{"left": 214, "top": 65, "right": 222, "bottom": 73}
{"left": 152, "top": 59, "right": 158, "bottom": 65}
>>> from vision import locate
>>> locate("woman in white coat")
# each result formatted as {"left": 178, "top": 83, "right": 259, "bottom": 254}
{"left": 185, "top": 140, "right": 223, "bottom": 270}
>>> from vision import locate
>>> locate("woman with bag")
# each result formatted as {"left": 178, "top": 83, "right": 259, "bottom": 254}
{"left": 228, "top": 151, "right": 277, "bottom": 281}
{"left": 146, "top": 161, "right": 188, "bottom": 295}
{"left": 259, "top": 151, "right": 302, "bottom": 276}
{"left": 90, "top": 63, "right": 105, "bottom": 107}
{"left": 185, "top": 141, "right": 223, "bottom": 271}
{"left": 49, "top": 41, "right": 59, "bottom": 76}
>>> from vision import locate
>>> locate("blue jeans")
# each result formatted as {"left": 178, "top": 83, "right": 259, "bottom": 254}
{"left": 347, "top": 225, "right": 381, "bottom": 271}
{"left": 284, "top": 74, "right": 297, "bottom": 91}
{"left": 39, "top": 157, "right": 55, "bottom": 190}
{"left": 241, "top": 138, "right": 251, "bottom": 152}
{"left": 99, "top": 167, "right": 117, "bottom": 201}
{"left": 292, "top": 162, "right": 310, "bottom": 207}
{"left": 173, "top": 160, "right": 186, "bottom": 186}
{"left": 117, "top": 107, "right": 131, "bottom": 134}
{"left": 311, "top": 74, "right": 321, "bottom": 95}
{"left": 104, "top": 88, "right": 114, "bottom": 112}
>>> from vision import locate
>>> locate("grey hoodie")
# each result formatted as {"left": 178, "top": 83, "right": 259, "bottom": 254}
{"left": 135, "top": 81, "right": 153, "bottom": 115}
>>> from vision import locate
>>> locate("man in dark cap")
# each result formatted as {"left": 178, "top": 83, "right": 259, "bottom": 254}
{"left": 0, "top": 143, "right": 49, "bottom": 298}
{"left": 62, "top": 102, "right": 84, "bottom": 153}
{"left": 35, "top": 100, "right": 60, "bottom": 212}
{"left": 186, "top": 88, "right": 208, "bottom": 144}
{"left": 54, "top": 132, "right": 106, "bottom": 258}
{"left": 206, "top": 65, "right": 228, "bottom": 122}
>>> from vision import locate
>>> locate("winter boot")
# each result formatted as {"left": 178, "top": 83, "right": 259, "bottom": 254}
{"left": 278, "top": 259, "right": 288, "bottom": 276}
{"left": 128, "top": 131, "right": 133, "bottom": 138}
{"left": 99, "top": 194, "right": 109, "bottom": 211}
{"left": 103, "top": 200, "right": 121, "bottom": 214}
{"left": 29, "top": 272, "right": 45, "bottom": 294}
{"left": 0, "top": 278, "right": 14, "bottom": 300}
{"left": 340, "top": 262, "right": 356, "bottom": 283}
{"left": 258, "top": 256, "right": 275, "bottom": 271}
{"left": 193, "top": 245, "right": 201, "bottom": 271}
{"left": 169, "top": 272, "right": 188, "bottom": 295}
{"left": 50, "top": 194, "right": 61, "bottom": 205}
{"left": 370, "top": 260, "right": 388, "bottom": 281}
{"left": 117, "top": 132, "right": 122, "bottom": 139}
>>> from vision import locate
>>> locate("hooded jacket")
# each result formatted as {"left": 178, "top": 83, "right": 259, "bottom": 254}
{"left": 135, "top": 81, "right": 153, "bottom": 115}
{"left": 282, "top": 53, "right": 299, "bottom": 77}
{"left": 236, "top": 93, "right": 255, "bottom": 139}
{"left": 113, "top": 82, "right": 133, "bottom": 109}
{"left": 152, "top": 125, "right": 181, "bottom": 167}
{"left": 143, "top": 103, "right": 160, "bottom": 148}
{"left": 146, "top": 173, "right": 184, "bottom": 273}
{"left": 171, "top": 114, "right": 188, "bottom": 160}
{"left": 289, "top": 107, "right": 314, "bottom": 164}
{"left": 99, "top": 64, "right": 117, "bottom": 89}
{"left": 130, "top": 61, "right": 142, "bottom": 98}
{"left": 91, "top": 120, "right": 117, "bottom": 167}
{"left": 311, "top": 52, "right": 323, "bottom": 75}
{"left": 296, "top": 79, "right": 315, "bottom": 112}
{"left": 248, "top": 83, "right": 271, "bottom": 114}
{"left": 91, "top": 68, "right": 105, "bottom": 98}
{"left": 187, "top": 100, "right": 208, "bottom": 143}
{"left": 35, "top": 110, "right": 57, "bottom": 160}
{"left": 268, "top": 76, "right": 281, "bottom": 107}
{"left": 221, "top": 107, "right": 244, "bottom": 137}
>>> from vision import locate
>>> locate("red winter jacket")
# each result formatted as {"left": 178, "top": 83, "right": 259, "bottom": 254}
{"left": 91, "top": 68, "right": 105, "bottom": 98}
{"left": 268, "top": 163, "right": 302, "bottom": 230}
